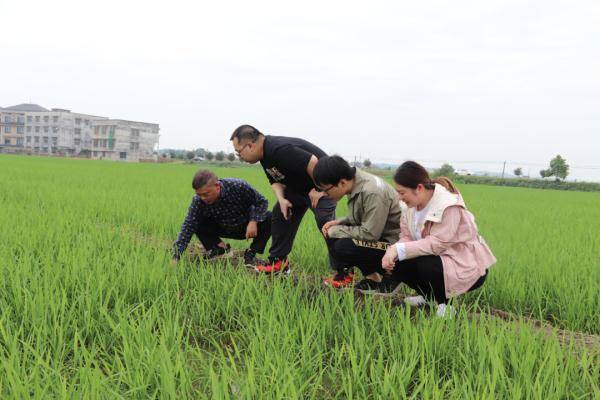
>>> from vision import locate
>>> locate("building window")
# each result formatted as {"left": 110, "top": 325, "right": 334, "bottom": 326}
{"left": 17, "top": 116, "right": 25, "bottom": 124}
{"left": 101, "top": 126, "right": 107, "bottom": 135}
{"left": 44, "top": 126, "right": 49, "bottom": 133}
{"left": 35, "top": 116, "right": 40, "bottom": 123}
{"left": 17, "top": 126, "right": 24, "bottom": 134}
{"left": 74, "top": 128, "right": 81, "bottom": 135}
{"left": 74, "top": 138, "right": 81, "bottom": 146}
{"left": 4, "top": 139, "right": 10, "bottom": 145}
{"left": 26, "top": 136, "right": 31, "bottom": 143}
{"left": 17, "top": 138, "right": 23, "bottom": 146}
{"left": 43, "top": 116, "right": 49, "bottom": 123}
{"left": 26, "top": 126, "right": 32, "bottom": 133}
{"left": 84, "top": 119, "right": 89, "bottom": 126}
{"left": 120, "top": 152, "right": 127, "bottom": 160}
{"left": 34, "top": 136, "right": 40, "bottom": 143}
{"left": 4, "top": 126, "right": 10, "bottom": 133}
{"left": 52, "top": 137, "right": 58, "bottom": 145}
{"left": 52, "top": 126, "right": 59, "bottom": 133}
{"left": 93, "top": 151, "right": 98, "bottom": 157}
{"left": 43, "top": 137, "right": 49, "bottom": 144}
{"left": 35, "top": 126, "right": 40, "bottom": 133}
{"left": 53, "top": 116, "right": 59, "bottom": 123}
{"left": 4, "top": 116, "right": 11, "bottom": 123}
{"left": 27, "top": 116, "right": 33, "bottom": 123}
{"left": 130, "top": 142, "right": 139, "bottom": 151}
{"left": 75, "top": 118, "right": 81, "bottom": 125}
{"left": 131, "top": 128, "right": 140, "bottom": 138}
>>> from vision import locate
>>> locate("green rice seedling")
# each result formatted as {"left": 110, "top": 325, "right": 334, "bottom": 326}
{"left": 0, "top": 155, "right": 598, "bottom": 398}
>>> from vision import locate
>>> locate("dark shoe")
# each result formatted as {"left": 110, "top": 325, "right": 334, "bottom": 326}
{"left": 243, "top": 249, "right": 261, "bottom": 267}
{"left": 323, "top": 270, "right": 355, "bottom": 289}
{"left": 203, "top": 244, "right": 231, "bottom": 260}
{"left": 255, "top": 257, "right": 290, "bottom": 275}
{"left": 353, "top": 278, "right": 384, "bottom": 294}
{"left": 377, "top": 275, "right": 400, "bottom": 296}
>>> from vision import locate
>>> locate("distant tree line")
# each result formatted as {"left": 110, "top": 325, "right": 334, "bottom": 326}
{"left": 159, "top": 148, "right": 239, "bottom": 163}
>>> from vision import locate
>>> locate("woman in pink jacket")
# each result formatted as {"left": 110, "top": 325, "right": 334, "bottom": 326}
{"left": 382, "top": 161, "right": 496, "bottom": 317}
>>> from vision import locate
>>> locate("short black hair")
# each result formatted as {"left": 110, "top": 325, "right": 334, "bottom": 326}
{"left": 313, "top": 155, "right": 356, "bottom": 187}
{"left": 230, "top": 124, "right": 263, "bottom": 142}
{"left": 192, "top": 169, "right": 217, "bottom": 189}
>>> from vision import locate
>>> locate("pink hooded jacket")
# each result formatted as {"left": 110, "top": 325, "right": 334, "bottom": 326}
{"left": 397, "top": 184, "right": 496, "bottom": 298}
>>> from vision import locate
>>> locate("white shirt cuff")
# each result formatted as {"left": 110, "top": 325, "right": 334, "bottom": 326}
{"left": 395, "top": 242, "right": 407, "bottom": 261}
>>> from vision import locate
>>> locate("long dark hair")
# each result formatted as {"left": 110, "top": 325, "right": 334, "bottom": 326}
{"left": 393, "top": 161, "right": 458, "bottom": 194}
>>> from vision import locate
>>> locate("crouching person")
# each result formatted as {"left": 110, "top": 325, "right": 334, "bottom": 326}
{"left": 382, "top": 161, "right": 496, "bottom": 317}
{"left": 172, "top": 169, "right": 271, "bottom": 266}
{"left": 314, "top": 156, "right": 402, "bottom": 293}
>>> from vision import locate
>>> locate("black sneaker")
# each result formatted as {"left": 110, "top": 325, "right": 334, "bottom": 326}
{"left": 354, "top": 278, "right": 383, "bottom": 294}
{"left": 243, "top": 249, "right": 261, "bottom": 267}
{"left": 378, "top": 275, "right": 400, "bottom": 296}
{"left": 203, "top": 244, "right": 231, "bottom": 260}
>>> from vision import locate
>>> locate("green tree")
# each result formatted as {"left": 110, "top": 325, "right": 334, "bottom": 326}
{"left": 514, "top": 167, "right": 522, "bottom": 177}
{"left": 541, "top": 155, "right": 569, "bottom": 181}
{"left": 549, "top": 155, "right": 569, "bottom": 180}
{"left": 363, "top": 159, "right": 372, "bottom": 168}
{"left": 186, "top": 151, "right": 195, "bottom": 160}
{"left": 195, "top": 148, "right": 206, "bottom": 157}
{"left": 434, "top": 163, "right": 455, "bottom": 177}
{"left": 227, "top": 152, "right": 236, "bottom": 162}
{"left": 205, "top": 152, "right": 214, "bottom": 161}
{"left": 215, "top": 151, "right": 225, "bottom": 161}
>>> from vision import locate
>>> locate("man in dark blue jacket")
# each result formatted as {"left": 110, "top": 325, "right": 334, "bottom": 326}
{"left": 172, "top": 169, "right": 271, "bottom": 266}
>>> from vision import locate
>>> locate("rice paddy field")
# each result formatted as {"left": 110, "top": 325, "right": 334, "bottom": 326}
{"left": 0, "top": 155, "right": 598, "bottom": 399}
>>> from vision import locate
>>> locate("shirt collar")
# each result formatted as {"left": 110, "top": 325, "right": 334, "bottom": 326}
{"left": 217, "top": 180, "right": 227, "bottom": 199}
{"left": 347, "top": 169, "right": 367, "bottom": 200}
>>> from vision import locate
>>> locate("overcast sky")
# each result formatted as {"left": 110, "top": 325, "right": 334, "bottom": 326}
{"left": 1, "top": 0, "right": 599, "bottom": 180}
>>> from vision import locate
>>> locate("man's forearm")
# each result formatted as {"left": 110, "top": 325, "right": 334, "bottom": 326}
{"left": 306, "top": 155, "right": 319, "bottom": 180}
{"left": 271, "top": 182, "right": 286, "bottom": 201}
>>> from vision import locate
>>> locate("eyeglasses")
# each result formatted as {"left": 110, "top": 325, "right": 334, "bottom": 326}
{"left": 316, "top": 184, "right": 336, "bottom": 194}
{"left": 234, "top": 142, "right": 251, "bottom": 157}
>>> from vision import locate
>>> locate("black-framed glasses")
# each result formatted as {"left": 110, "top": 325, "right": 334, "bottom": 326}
{"left": 316, "top": 184, "right": 336, "bottom": 193}
{"left": 234, "top": 142, "right": 251, "bottom": 157}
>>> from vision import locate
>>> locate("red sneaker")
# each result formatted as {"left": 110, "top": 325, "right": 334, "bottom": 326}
{"left": 323, "top": 271, "right": 355, "bottom": 289}
{"left": 255, "top": 258, "right": 290, "bottom": 274}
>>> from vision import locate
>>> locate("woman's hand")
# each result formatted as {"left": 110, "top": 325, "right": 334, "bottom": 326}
{"left": 382, "top": 245, "right": 398, "bottom": 271}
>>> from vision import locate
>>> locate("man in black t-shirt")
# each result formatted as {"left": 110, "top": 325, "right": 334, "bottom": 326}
{"left": 230, "top": 124, "right": 348, "bottom": 282}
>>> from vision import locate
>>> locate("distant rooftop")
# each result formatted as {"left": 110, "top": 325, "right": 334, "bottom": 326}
{"left": 1, "top": 103, "right": 156, "bottom": 125}
{"left": 3, "top": 103, "right": 50, "bottom": 112}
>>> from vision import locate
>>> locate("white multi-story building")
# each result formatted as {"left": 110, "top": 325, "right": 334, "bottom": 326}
{"left": 0, "top": 103, "right": 159, "bottom": 161}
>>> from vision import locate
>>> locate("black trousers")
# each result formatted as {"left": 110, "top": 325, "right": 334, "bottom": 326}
{"left": 391, "top": 255, "right": 487, "bottom": 304}
{"left": 330, "top": 238, "right": 387, "bottom": 276}
{"left": 195, "top": 212, "right": 272, "bottom": 254}
{"left": 270, "top": 190, "right": 340, "bottom": 269}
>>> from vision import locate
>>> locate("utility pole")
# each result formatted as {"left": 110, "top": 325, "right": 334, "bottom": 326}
{"left": 501, "top": 161, "right": 506, "bottom": 178}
